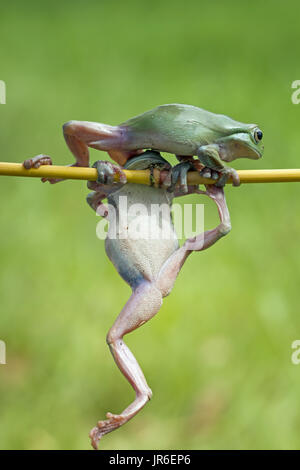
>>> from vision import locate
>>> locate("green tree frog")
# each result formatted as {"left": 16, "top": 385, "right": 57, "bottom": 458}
{"left": 23, "top": 103, "right": 264, "bottom": 188}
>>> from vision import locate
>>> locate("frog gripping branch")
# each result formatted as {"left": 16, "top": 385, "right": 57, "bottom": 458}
{"left": 23, "top": 103, "right": 264, "bottom": 188}
{"left": 84, "top": 152, "right": 232, "bottom": 449}
{"left": 2, "top": 103, "right": 289, "bottom": 450}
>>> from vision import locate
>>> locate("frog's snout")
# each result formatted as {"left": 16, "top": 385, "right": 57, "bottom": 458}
{"left": 247, "top": 141, "right": 264, "bottom": 159}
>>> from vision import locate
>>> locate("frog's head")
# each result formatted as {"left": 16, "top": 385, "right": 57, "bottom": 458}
{"left": 215, "top": 125, "right": 264, "bottom": 163}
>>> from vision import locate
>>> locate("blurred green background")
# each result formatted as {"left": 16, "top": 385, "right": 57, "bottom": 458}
{"left": 0, "top": 0, "right": 300, "bottom": 450}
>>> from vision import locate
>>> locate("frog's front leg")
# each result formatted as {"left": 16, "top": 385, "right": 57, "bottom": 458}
{"left": 197, "top": 144, "right": 240, "bottom": 187}
{"left": 86, "top": 162, "right": 127, "bottom": 213}
{"left": 184, "top": 185, "right": 231, "bottom": 251}
{"left": 89, "top": 281, "right": 163, "bottom": 450}
{"left": 164, "top": 155, "right": 218, "bottom": 194}
{"left": 163, "top": 160, "right": 194, "bottom": 194}
{"left": 155, "top": 185, "right": 231, "bottom": 296}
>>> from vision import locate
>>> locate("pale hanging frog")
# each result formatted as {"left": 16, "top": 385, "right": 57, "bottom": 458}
{"left": 85, "top": 150, "right": 232, "bottom": 449}
{"left": 23, "top": 103, "right": 264, "bottom": 188}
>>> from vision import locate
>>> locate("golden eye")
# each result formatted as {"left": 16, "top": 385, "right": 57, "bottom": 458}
{"left": 254, "top": 128, "right": 263, "bottom": 143}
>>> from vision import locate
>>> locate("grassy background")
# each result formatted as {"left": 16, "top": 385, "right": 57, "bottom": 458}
{"left": 0, "top": 0, "right": 300, "bottom": 449}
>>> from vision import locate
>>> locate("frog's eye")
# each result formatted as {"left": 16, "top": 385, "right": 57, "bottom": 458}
{"left": 254, "top": 128, "right": 263, "bottom": 143}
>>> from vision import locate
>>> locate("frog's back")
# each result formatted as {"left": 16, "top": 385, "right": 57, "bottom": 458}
{"left": 121, "top": 104, "right": 248, "bottom": 155}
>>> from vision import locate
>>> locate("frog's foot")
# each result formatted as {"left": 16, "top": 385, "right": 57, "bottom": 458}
{"left": 214, "top": 167, "right": 240, "bottom": 187}
{"left": 164, "top": 161, "right": 195, "bottom": 193}
{"left": 199, "top": 167, "right": 220, "bottom": 182}
{"left": 89, "top": 412, "right": 126, "bottom": 450}
{"left": 23, "top": 154, "right": 52, "bottom": 169}
{"left": 92, "top": 160, "right": 127, "bottom": 185}
{"left": 23, "top": 155, "right": 62, "bottom": 184}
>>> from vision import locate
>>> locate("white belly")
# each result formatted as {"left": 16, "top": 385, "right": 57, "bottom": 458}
{"left": 105, "top": 184, "right": 179, "bottom": 284}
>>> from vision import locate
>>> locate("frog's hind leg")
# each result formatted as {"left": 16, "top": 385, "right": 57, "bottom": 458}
{"left": 89, "top": 280, "right": 163, "bottom": 449}
{"left": 63, "top": 120, "right": 120, "bottom": 165}
{"left": 155, "top": 186, "right": 231, "bottom": 296}
{"left": 63, "top": 120, "right": 142, "bottom": 166}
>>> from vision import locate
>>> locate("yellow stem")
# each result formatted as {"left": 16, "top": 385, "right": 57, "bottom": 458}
{"left": 0, "top": 162, "right": 300, "bottom": 185}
